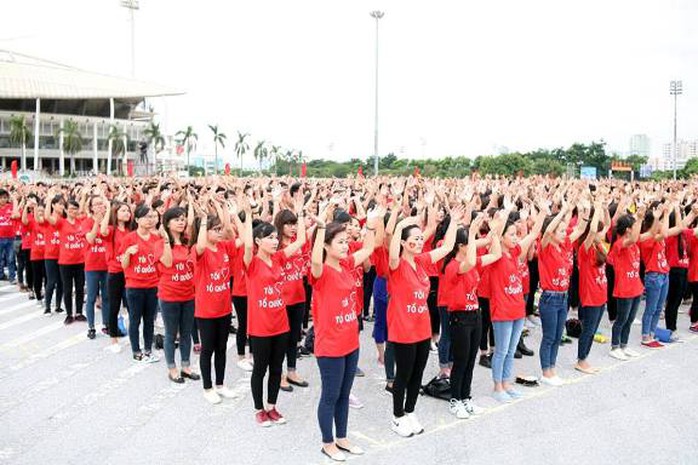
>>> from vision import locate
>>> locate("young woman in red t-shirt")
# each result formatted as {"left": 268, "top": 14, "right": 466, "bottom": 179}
{"left": 40, "top": 193, "right": 65, "bottom": 315}
{"left": 608, "top": 207, "right": 645, "bottom": 360}
{"left": 22, "top": 198, "right": 46, "bottom": 308}
{"left": 664, "top": 203, "right": 697, "bottom": 339}
{"left": 47, "top": 198, "right": 87, "bottom": 325}
{"left": 310, "top": 206, "right": 379, "bottom": 461}
{"left": 685, "top": 204, "right": 698, "bottom": 332}
{"left": 387, "top": 205, "right": 464, "bottom": 438}
{"left": 104, "top": 201, "right": 133, "bottom": 353}
{"left": 84, "top": 195, "right": 110, "bottom": 340}
{"left": 442, "top": 215, "right": 501, "bottom": 419}
{"left": 243, "top": 196, "right": 306, "bottom": 426}
{"left": 119, "top": 204, "right": 163, "bottom": 363}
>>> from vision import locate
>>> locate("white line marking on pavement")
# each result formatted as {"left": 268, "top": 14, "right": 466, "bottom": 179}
{"left": 0, "top": 299, "right": 39, "bottom": 317}
{"left": 0, "top": 308, "right": 42, "bottom": 330}
{"left": 0, "top": 320, "right": 66, "bottom": 350}
{"left": 0, "top": 333, "right": 86, "bottom": 375}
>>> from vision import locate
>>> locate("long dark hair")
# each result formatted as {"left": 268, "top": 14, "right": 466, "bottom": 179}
{"left": 441, "top": 227, "right": 468, "bottom": 273}
{"left": 400, "top": 224, "right": 421, "bottom": 256}
{"left": 312, "top": 221, "right": 347, "bottom": 262}
{"left": 274, "top": 209, "right": 298, "bottom": 242}
{"left": 162, "top": 207, "right": 188, "bottom": 246}
{"left": 640, "top": 201, "right": 661, "bottom": 234}
{"left": 611, "top": 214, "right": 635, "bottom": 246}
{"left": 668, "top": 208, "right": 685, "bottom": 257}
{"left": 191, "top": 214, "right": 222, "bottom": 246}
{"left": 432, "top": 212, "right": 450, "bottom": 249}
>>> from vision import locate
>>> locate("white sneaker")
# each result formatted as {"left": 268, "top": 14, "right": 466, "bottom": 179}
{"left": 391, "top": 416, "right": 414, "bottom": 437}
{"left": 670, "top": 332, "right": 683, "bottom": 343}
{"left": 237, "top": 359, "right": 254, "bottom": 372}
{"left": 449, "top": 399, "right": 470, "bottom": 419}
{"left": 215, "top": 386, "right": 240, "bottom": 399}
{"left": 430, "top": 341, "right": 438, "bottom": 352}
{"left": 203, "top": 389, "right": 222, "bottom": 405}
{"left": 632, "top": 318, "right": 641, "bottom": 326}
{"left": 144, "top": 353, "right": 160, "bottom": 363}
{"left": 540, "top": 376, "right": 564, "bottom": 387}
{"left": 463, "top": 399, "right": 485, "bottom": 415}
{"left": 609, "top": 348, "right": 629, "bottom": 361}
{"left": 623, "top": 348, "right": 640, "bottom": 358}
{"left": 105, "top": 343, "right": 122, "bottom": 354}
{"left": 406, "top": 412, "right": 424, "bottom": 435}
{"left": 349, "top": 394, "right": 364, "bottom": 409}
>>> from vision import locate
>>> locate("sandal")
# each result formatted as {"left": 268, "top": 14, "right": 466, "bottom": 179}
{"left": 287, "top": 377, "right": 309, "bottom": 388}
{"left": 181, "top": 371, "right": 201, "bottom": 381}
{"left": 169, "top": 373, "right": 185, "bottom": 384}
{"left": 321, "top": 448, "right": 347, "bottom": 462}
{"left": 575, "top": 365, "right": 599, "bottom": 375}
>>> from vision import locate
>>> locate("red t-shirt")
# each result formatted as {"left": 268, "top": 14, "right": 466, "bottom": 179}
{"left": 387, "top": 253, "right": 432, "bottom": 344}
{"left": 119, "top": 231, "right": 162, "bottom": 288}
{"left": 231, "top": 242, "right": 248, "bottom": 297}
{"left": 348, "top": 241, "right": 365, "bottom": 316}
{"left": 443, "top": 258, "right": 481, "bottom": 312}
{"left": 666, "top": 231, "right": 690, "bottom": 269}
{"left": 422, "top": 238, "right": 440, "bottom": 277}
{"left": 538, "top": 238, "right": 573, "bottom": 292}
{"left": 371, "top": 246, "right": 390, "bottom": 278}
{"left": 83, "top": 217, "right": 108, "bottom": 272}
{"left": 476, "top": 246, "right": 491, "bottom": 299}
{"left": 309, "top": 259, "right": 360, "bottom": 357}
{"left": 281, "top": 245, "right": 306, "bottom": 305}
{"left": 245, "top": 251, "right": 290, "bottom": 337}
{"left": 639, "top": 237, "right": 669, "bottom": 274}
{"left": 105, "top": 226, "right": 129, "bottom": 274}
{"left": 56, "top": 217, "right": 86, "bottom": 265}
{"left": 28, "top": 219, "right": 46, "bottom": 261}
{"left": 155, "top": 243, "right": 195, "bottom": 302}
{"left": 43, "top": 222, "right": 61, "bottom": 260}
{"left": 489, "top": 245, "right": 525, "bottom": 321}
{"left": 0, "top": 204, "right": 14, "bottom": 238}
{"left": 193, "top": 241, "right": 233, "bottom": 318}
{"left": 578, "top": 243, "right": 607, "bottom": 307}
{"left": 687, "top": 233, "right": 698, "bottom": 282}
{"left": 610, "top": 241, "right": 643, "bottom": 298}
{"left": 519, "top": 257, "right": 530, "bottom": 295}
{"left": 20, "top": 221, "right": 32, "bottom": 250}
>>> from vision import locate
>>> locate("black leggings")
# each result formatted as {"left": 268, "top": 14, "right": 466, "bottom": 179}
{"left": 526, "top": 258, "right": 539, "bottom": 316}
{"left": 690, "top": 281, "right": 698, "bottom": 324}
{"left": 44, "top": 259, "right": 63, "bottom": 312}
{"left": 31, "top": 260, "right": 45, "bottom": 300}
{"left": 363, "top": 266, "right": 376, "bottom": 317}
{"left": 108, "top": 272, "right": 126, "bottom": 338}
{"left": 251, "top": 332, "right": 289, "bottom": 410}
{"left": 17, "top": 248, "right": 32, "bottom": 289}
{"left": 606, "top": 265, "right": 617, "bottom": 322}
{"left": 232, "top": 296, "right": 249, "bottom": 356}
{"left": 392, "top": 338, "right": 430, "bottom": 418}
{"left": 427, "top": 276, "right": 440, "bottom": 336}
{"left": 197, "top": 314, "right": 231, "bottom": 390}
{"left": 449, "top": 311, "right": 482, "bottom": 401}
{"left": 666, "top": 268, "right": 688, "bottom": 332}
{"left": 60, "top": 263, "right": 85, "bottom": 317}
{"left": 285, "top": 302, "right": 304, "bottom": 370}
{"left": 478, "top": 297, "right": 495, "bottom": 351}
{"left": 303, "top": 277, "right": 312, "bottom": 329}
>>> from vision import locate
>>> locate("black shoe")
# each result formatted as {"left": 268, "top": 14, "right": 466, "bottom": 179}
{"left": 169, "top": 373, "right": 185, "bottom": 384}
{"left": 280, "top": 383, "right": 294, "bottom": 392}
{"left": 64, "top": 315, "right": 75, "bottom": 325}
{"left": 229, "top": 325, "right": 237, "bottom": 334}
{"left": 355, "top": 367, "right": 365, "bottom": 377}
{"left": 28, "top": 293, "right": 35, "bottom": 300}
{"left": 517, "top": 338, "right": 534, "bottom": 357}
{"left": 87, "top": 328, "right": 96, "bottom": 340}
{"left": 363, "top": 315, "right": 375, "bottom": 322}
{"left": 101, "top": 327, "right": 109, "bottom": 336}
{"left": 479, "top": 354, "right": 492, "bottom": 369}
{"left": 181, "top": 371, "right": 201, "bottom": 381}
{"left": 385, "top": 383, "right": 394, "bottom": 394}
{"left": 43, "top": 308, "right": 51, "bottom": 315}
{"left": 55, "top": 307, "right": 64, "bottom": 314}
{"left": 514, "top": 349, "right": 523, "bottom": 359}
{"left": 75, "top": 314, "right": 87, "bottom": 322}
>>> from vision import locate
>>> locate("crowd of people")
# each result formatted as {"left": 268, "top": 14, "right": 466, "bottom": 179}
{"left": 2, "top": 173, "right": 698, "bottom": 462}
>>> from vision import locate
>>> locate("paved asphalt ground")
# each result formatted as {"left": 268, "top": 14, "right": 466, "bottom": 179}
{"left": 1, "top": 283, "right": 697, "bottom": 465}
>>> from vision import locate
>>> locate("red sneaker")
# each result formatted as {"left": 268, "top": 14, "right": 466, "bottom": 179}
{"left": 266, "top": 407, "right": 287, "bottom": 425}
{"left": 641, "top": 340, "right": 663, "bottom": 348}
{"left": 256, "top": 410, "right": 272, "bottom": 427}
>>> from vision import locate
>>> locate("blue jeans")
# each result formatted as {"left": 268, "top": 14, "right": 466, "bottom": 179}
{"left": 492, "top": 318, "right": 524, "bottom": 383}
{"left": 578, "top": 305, "right": 605, "bottom": 361}
{"left": 85, "top": 270, "right": 109, "bottom": 329}
{"left": 316, "top": 349, "right": 359, "bottom": 443}
{"left": 160, "top": 299, "right": 195, "bottom": 369}
{"left": 538, "top": 291, "right": 568, "bottom": 371}
{"left": 438, "top": 306, "right": 452, "bottom": 368}
{"left": 0, "top": 237, "right": 16, "bottom": 281}
{"left": 372, "top": 278, "right": 388, "bottom": 343}
{"left": 126, "top": 287, "right": 158, "bottom": 355}
{"left": 642, "top": 272, "right": 669, "bottom": 337}
{"left": 612, "top": 296, "right": 640, "bottom": 348}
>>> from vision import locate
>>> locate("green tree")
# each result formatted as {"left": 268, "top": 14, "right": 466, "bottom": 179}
{"left": 9, "top": 115, "right": 32, "bottom": 171}
{"left": 144, "top": 122, "right": 165, "bottom": 175}
{"left": 208, "top": 125, "right": 227, "bottom": 175}
{"left": 682, "top": 158, "right": 698, "bottom": 178}
{"left": 175, "top": 126, "right": 198, "bottom": 174}
{"left": 57, "top": 120, "right": 84, "bottom": 176}
{"left": 108, "top": 124, "right": 128, "bottom": 175}
{"left": 269, "top": 145, "right": 281, "bottom": 175}
{"left": 532, "top": 158, "right": 565, "bottom": 177}
{"left": 234, "top": 131, "right": 250, "bottom": 174}
{"left": 253, "top": 140, "right": 268, "bottom": 172}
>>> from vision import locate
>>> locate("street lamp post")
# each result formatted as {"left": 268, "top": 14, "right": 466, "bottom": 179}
{"left": 370, "top": 10, "right": 384, "bottom": 177}
{"left": 120, "top": 0, "right": 139, "bottom": 78}
{"left": 670, "top": 80, "right": 683, "bottom": 180}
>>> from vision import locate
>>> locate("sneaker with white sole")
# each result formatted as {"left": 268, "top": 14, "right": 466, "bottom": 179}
{"left": 144, "top": 352, "right": 160, "bottom": 363}
{"left": 540, "top": 376, "right": 564, "bottom": 387}
{"left": 463, "top": 399, "right": 485, "bottom": 415}
{"left": 406, "top": 412, "right": 424, "bottom": 435}
{"left": 391, "top": 416, "right": 414, "bottom": 438}
{"left": 669, "top": 332, "right": 683, "bottom": 343}
{"left": 105, "top": 343, "right": 122, "bottom": 354}
{"left": 622, "top": 348, "right": 640, "bottom": 358}
{"left": 449, "top": 399, "right": 470, "bottom": 419}
{"left": 215, "top": 386, "right": 240, "bottom": 399}
{"left": 609, "top": 348, "right": 629, "bottom": 361}
{"left": 203, "top": 389, "right": 222, "bottom": 405}
{"left": 237, "top": 359, "right": 254, "bottom": 372}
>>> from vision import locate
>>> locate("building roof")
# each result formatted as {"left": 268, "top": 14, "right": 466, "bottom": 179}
{"left": 0, "top": 50, "right": 184, "bottom": 100}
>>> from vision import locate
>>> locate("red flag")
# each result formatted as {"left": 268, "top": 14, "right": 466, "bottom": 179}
{"left": 224, "top": 163, "right": 231, "bottom": 175}
{"left": 413, "top": 166, "right": 420, "bottom": 177}
{"left": 358, "top": 166, "right": 364, "bottom": 178}
{"left": 127, "top": 160, "right": 134, "bottom": 177}
{"left": 301, "top": 162, "right": 307, "bottom": 178}
{"left": 10, "top": 161, "right": 17, "bottom": 179}
{"left": 176, "top": 145, "right": 184, "bottom": 155}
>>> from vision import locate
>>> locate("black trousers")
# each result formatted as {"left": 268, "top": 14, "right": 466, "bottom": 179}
{"left": 606, "top": 265, "right": 617, "bottom": 322}
{"left": 689, "top": 282, "right": 698, "bottom": 324}
{"left": 449, "top": 311, "right": 482, "bottom": 401}
{"left": 363, "top": 266, "right": 376, "bottom": 317}
{"left": 232, "top": 295, "right": 249, "bottom": 356}
{"left": 478, "top": 297, "right": 495, "bottom": 351}
{"left": 17, "top": 248, "right": 32, "bottom": 289}
{"left": 526, "top": 258, "right": 540, "bottom": 316}
{"left": 197, "top": 314, "right": 231, "bottom": 390}
{"left": 568, "top": 255, "right": 580, "bottom": 310}
{"left": 108, "top": 272, "right": 126, "bottom": 337}
{"left": 427, "top": 277, "right": 440, "bottom": 336}
{"left": 666, "top": 268, "right": 688, "bottom": 332}
{"left": 31, "top": 260, "right": 45, "bottom": 300}
{"left": 303, "top": 277, "right": 313, "bottom": 329}
{"left": 285, "top": 302, "right": 304, "bottom": 370}
{"left": 60, "top": 263, "right": 85, "bottom": 317}
{"left": 251, "top": 332, "right": 289, "bottom": 410}
{"left": 44, "top": 259, "right": 63, "bottom": 312}
{"left": 392, "top": 338, "right": 430, "bottom": 418}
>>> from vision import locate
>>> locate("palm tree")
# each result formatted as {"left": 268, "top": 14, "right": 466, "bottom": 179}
{"left": 144, "top": 122, "right": 165, "bottom": 175}
{"left": 253, "top": 140, "right": 268, "bottom": 173}
{"left": 108, "top": 125, "right": 128, "bottom": 176}
{"left": 209, "top": 125, "right": 227, "bottom": 175}
{"left": 234, "top": 131, "right": 250, "bottom": 175}
{"left": 269, "top": 145, "right": 281, "bottom": 175}
{"left": 57, "top": 120, "right": 84, "bottom": 176}
{"left": 9, "top": 115, "right": 32, "bottom": 171}
{"left": 175, "top": 126, "right": 198, "bottom": 175}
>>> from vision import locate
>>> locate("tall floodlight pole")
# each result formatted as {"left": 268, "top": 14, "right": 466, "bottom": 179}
{"left": 670, "top": 80, "right": 682, "bottom": 180}
{"left": 370, "top": 10, "right": 384, "bottom": 177}
{"left": 121, "top": 0, "right": 139, "bottom": 78}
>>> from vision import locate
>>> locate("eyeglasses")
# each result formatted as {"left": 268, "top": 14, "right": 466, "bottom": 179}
{"left": 211, "top": 226, "right": 224, "bottom": 232}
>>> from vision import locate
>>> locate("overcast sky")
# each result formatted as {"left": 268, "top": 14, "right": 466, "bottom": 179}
{"left": 2, "top": 0, "right": 697, "bottom": 163}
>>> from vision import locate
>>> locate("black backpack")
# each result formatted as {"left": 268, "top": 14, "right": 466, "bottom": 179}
{"left": 421, "top": 376, "right": 451, "bottom": 401}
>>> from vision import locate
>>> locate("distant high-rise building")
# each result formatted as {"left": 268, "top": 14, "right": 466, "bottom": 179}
{"left": 628, "top": 134, "right": 651, "bottom": 158}
{"left": 663, "top": 140, "right": 698, "bottom": 170}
